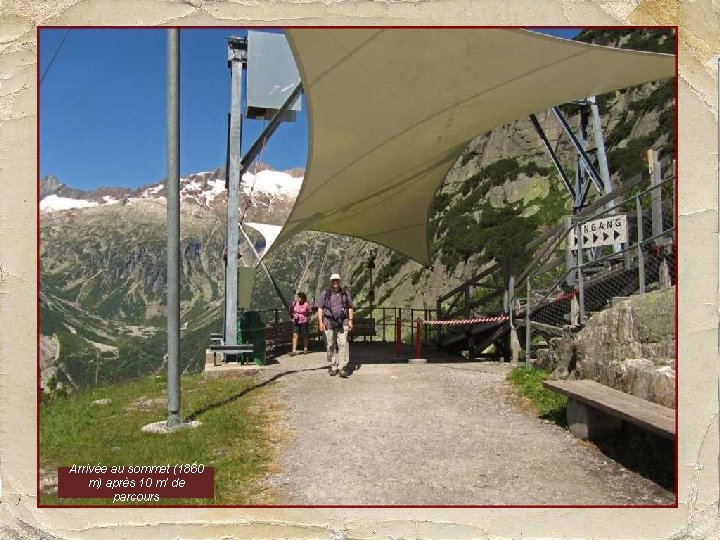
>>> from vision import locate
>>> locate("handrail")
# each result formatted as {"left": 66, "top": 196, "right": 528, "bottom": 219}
{"left": 515, "top": 169, "right": 675, "bottom": 293}
{"left": 438, "top": 259, "right": 502, "bottom": 303}
{"left": 434, "top": 158, "right": 675, "bottom": 340}
{"left": 436, "top": 166, "right": 671, "bottom": 309}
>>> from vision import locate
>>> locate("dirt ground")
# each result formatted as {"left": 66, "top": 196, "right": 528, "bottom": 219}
{"left": 255, "top": 343, "right": 674, "bottom": 506}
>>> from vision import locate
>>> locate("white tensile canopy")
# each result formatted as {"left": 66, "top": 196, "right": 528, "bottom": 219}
{"left": 272, "top": 29, "right": 675, "bottom": 266}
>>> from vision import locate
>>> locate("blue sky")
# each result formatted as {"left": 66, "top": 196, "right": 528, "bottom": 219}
{"left": 40, "top": 28, "right": 581, "bottom": 191}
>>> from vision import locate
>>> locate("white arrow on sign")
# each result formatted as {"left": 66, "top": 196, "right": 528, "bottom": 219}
{"left": 569, "top": 214, "right": 628, "bottom": 249}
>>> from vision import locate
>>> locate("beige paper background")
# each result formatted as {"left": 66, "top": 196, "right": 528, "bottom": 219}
{"left": 0, "top": 1, "right": 715, "bottom": 538}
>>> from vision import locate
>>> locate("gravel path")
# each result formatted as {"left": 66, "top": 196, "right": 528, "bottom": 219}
{"left": 258, "top": 344, "right": 673, "bottom": 505}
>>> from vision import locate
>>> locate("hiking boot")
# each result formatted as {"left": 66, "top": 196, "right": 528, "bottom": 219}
{"left": 329, "top": 367, "right": 339, "bottom": 376}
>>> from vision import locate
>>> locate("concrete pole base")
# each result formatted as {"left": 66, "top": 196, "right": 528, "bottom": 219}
{"left": 141, "top": 419, "right": 201, "bottom": 434}
{"left": 509, "top": 326, "right": 521, "bottom": 363}
{"left": 659, "top": 259, "right": 671, "bottom": 289}
{"left": 570, "top": 296, "right": 580, "bottom": 326}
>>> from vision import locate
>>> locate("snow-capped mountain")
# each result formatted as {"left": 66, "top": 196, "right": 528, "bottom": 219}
{"left": 39, "top": 166, "right": 304, "bottom": 213}
{"left": 38, "top": 162, "right": 350, "bottom": 391}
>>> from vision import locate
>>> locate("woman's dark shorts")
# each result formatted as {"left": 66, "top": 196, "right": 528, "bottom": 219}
{"left": 293, "top": 322, "right": 309, "bottom": 339}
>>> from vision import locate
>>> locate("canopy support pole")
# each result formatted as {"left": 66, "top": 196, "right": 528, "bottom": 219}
{"left": 529, "top": 113, "right": 575, "bottom": 200}
{"left": 240, "top": 82, "right": 303, "bottom": 179}
{"left": 224, "top": 36, "right": 247, "bottom": 347}
{"left": 552, "top": 105, "right": 605, "bottom": 194}
{"left": 239, "top": 224, "right": 292, "bottom": 312}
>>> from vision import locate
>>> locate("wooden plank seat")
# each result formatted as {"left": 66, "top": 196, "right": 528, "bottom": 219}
{"left": 264, "top": 322, "right": 322, "bottom": 350}
{"left": 543, "top": 379, "right": 675, "bottom": 440}
{"left": 350, "top": 317, "right": 376, "bottom": 341}
{"left": 209, "top": 343, "right": 254, "bottom": 366}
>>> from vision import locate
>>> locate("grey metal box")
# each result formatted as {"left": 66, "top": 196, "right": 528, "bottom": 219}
{"left": 246, "top": 30, "right": 301, "bottom": 122}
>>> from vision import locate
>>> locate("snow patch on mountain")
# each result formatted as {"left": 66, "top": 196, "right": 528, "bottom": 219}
{"left": 204, "top": 178, "right": 226, "bottom": 206}
{"left": 242, "top": 170, "right": 302, "bottom": 198}
{"left": 41, "top": 195, "right": 99, "bottom": 212}
{"left": 40, "top": 167, "right": 304, "bottom": 213}
{"left": 141, "top": 185, "right": 163, "bottom": 198}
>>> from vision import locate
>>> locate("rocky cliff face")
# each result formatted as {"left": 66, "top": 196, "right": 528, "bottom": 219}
{"left": 536, "top": 287, "right": 675, "bottom": 408}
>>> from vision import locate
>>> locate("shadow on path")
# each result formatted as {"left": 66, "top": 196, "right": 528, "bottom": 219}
{"left": 186, "top": 365, "right": 329, "bottom": 421}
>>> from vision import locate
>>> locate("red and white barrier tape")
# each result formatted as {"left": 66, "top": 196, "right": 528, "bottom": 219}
{"left": 403, "top": 316, "right": 509, "bottom": 326}
{"left": 554, "top": 288, "right": 579, "bottom": 302}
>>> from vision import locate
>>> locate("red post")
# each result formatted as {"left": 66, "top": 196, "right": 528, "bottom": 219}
{"left": 414, "top": 318, "right": 422, "bottom": 359}
{"left": 395, "top": 317, "right": 401, "bottom": 357}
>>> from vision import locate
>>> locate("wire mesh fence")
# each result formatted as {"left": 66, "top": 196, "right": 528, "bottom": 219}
{"left": 522, "top": 173, "right": 675, "bottom": 364}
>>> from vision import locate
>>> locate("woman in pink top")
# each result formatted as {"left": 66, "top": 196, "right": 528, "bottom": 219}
{"left": 290, "top": 292, "right": 312, "bottom": 356}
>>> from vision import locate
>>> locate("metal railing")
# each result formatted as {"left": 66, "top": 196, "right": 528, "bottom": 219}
{"left": 234, "top": 306, "right": 440, "bottom": 346}
{"left": 428, "top": 158, "right": 674, "bottom": 360}
{"left": 521, "top": 173, "right": 675, "bottom": 365}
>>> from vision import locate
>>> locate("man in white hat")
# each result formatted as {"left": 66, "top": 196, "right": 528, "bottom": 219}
{"left": 317, "top": 273, "right": 354, "bottom": 377}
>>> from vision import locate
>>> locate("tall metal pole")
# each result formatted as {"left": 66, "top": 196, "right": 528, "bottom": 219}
{"left": 589, "top": 97, "right": 613, "bottom": 203}
{"left": 225, "top": 37, "right": 247, "bottom": 347}
{"left": 589, "top": 96, "right": 620, "bottom": 254}
{"left": 369, "top": 267, "right": 374, "bottom": 311}
{"left": 575, "top": 105, "right": 589, "bottom": 210}
{"left": 650, "top": 149, "right": 663, "bottom": 239}
{"left": 528, "top": 114, "right": 575, "bottom": 200}
{"left": 576, "top": 223, "right": 586, "bottom": 325}
{"left": 565, "top": 216, "right": 576, "bottom": 286}
{"left": 166, "top": 29, "right": 181, "bottom": 427}
{"left": 552, "top": 106, "right": 604, "bottom": 193}
{"left": 525, "top": 277, "right": 531, "bottom": 368}
{"left": 368, "top": 249, "right": 376, "bottom": 312}
{"left": 239, "top": 83, "right": 302, "bottom": 178}
{"left": 636, "top": 195, "right": 646, "bottom": 294}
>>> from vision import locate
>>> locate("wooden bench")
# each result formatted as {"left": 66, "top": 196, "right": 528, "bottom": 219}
{"left": 264, "top": 322, "right": 322, "bottom": 349}
{"left": 349, "top": 317, "right": 376, "bottom": 342}
{"left": 543, "top": 379, "right": 675, "bottom": 440}
{"left": 264, "top": 321, "right": 293, "bottom": 347}
{"left": 208, "top": 344, "right": 254, "bottom": 366}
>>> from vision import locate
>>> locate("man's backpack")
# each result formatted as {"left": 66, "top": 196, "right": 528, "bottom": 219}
{"left": 323, "top": 288, "right": 349, "bottom": 325}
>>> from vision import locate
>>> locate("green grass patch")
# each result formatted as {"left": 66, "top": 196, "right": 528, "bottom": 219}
{"left": 40, "top": 373, "right": 276, "bottom": 505}
{"left": 506, "top": 366, "right": 567, "bottom": 424}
